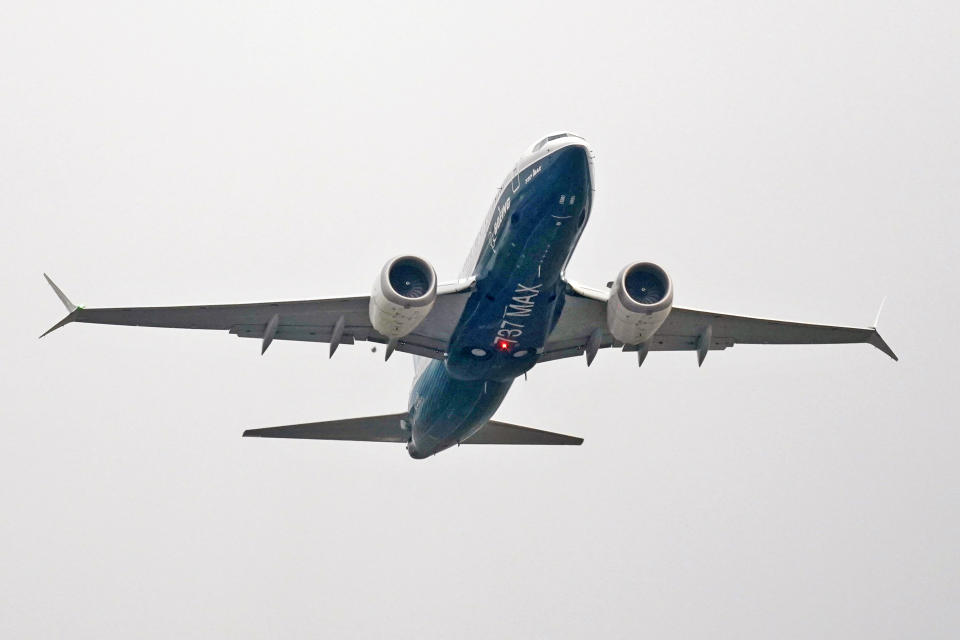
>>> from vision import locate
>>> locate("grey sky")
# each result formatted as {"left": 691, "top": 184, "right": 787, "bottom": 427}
{"left": 2, "top": 2, "right": 958, "bottom": 637}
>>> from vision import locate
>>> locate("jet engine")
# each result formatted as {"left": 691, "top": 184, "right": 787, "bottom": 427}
{"left": 606, "top": 261, "right": 673, "bottom": 345}
{"left": 369, "top": 255, "right": 438, "bottom": 338}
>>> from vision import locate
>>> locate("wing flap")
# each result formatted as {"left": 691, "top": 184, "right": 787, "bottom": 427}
{"left": 229, "top": 323, "right": 449, "bottom": 358}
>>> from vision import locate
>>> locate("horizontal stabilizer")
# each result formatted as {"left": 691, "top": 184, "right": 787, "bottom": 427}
{"left": 243, "top": 413, "right": 408, "bottom": 442}
{"left": 463, "top": 420, "right": 583, "bottom": 445}
{"left": 243, "top": 415, "right": 582, "bottom": 447}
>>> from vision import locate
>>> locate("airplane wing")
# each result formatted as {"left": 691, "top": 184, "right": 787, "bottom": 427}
{"left": 541, "top": 283, "right": 898, "bottom": 365}
{"left": 40, "top": 274, "right": 473, "bottom": 360}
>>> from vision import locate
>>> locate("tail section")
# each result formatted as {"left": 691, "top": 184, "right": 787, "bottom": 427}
{"left": 243, "top": 414, "right": 583, "bottom": 449}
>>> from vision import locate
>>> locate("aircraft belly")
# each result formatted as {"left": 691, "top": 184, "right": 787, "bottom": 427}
{"left": 407, "top": 360, "right": 512, "bottom": 458}
{"left": 445, "top": 145, "right": 592, "bottom": 382}
{"left": 405, "top": 143, "right": 592, "bottom": 457}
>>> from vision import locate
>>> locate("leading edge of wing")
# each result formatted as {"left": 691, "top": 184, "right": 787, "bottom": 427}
{"left": 39, "top": 273, "right": 369, "bottom": 336}
{"left": 667, "top": 305, "right": 898, "bottom": 361}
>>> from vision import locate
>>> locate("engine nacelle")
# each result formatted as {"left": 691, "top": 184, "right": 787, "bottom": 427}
{"left": 369, "top": 255, "right": 437, "bottom": 339}
{"left": 606, "top": 261, "right": 674, "bottom": 345}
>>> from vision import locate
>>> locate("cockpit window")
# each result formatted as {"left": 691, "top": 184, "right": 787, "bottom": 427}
{"left": 532, "top": 133, "right": 576, "bottom": 153}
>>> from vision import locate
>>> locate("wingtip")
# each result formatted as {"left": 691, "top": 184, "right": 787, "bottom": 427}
{"left": 39, "top": 309, "right": 79, "bottom": 338}
{"left": 41, "top": 273, "right": 80, "bottom": 338}
{"left": 869, "top": 329, "right": 898, "bottom": 362}
{"left": 872, "top": 296, "right": 888, "bottom": 329}
{"left": 43, "top": 273, "right": 78, "bottom": 313}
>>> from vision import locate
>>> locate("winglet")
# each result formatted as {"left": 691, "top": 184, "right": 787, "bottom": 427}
{"left": 869, "top": 329, "right": 898, "bottom": 361}
{"left": 872, "top": 296, "right": 887, "bottom": 329}
{"left": 40, "top": 273, "right": 80, "bottom": 338}
{"left": 40, "top": 309, "right": 79, "bottom": 338}
{"left": 866, "top": 297, "right": 897, "bottom": 360}
{"left": 44, "top": 273, "right": 78, "bottom": 313}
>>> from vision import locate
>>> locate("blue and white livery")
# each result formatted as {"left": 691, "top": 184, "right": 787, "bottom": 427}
{"left": 42, "top": 133, "right": 897, "bottom": 459}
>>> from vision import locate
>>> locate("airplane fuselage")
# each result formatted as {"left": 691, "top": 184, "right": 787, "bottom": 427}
{"left": 406, "top": 135, "right": 594, "bottom": 458}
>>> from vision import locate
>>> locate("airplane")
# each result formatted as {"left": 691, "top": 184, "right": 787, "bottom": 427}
{"left": 41, "top": 132, "right": 898, "bottom": 459}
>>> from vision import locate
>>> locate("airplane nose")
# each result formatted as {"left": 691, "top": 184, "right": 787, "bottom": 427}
{"left": 554, "top": 141, "right": 588, "bottom": 163}
{"left": 545, "top": 143, "right": 591, "bottom": 183}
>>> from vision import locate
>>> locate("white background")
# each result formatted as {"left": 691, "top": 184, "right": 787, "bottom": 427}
{"left": 2, "top": 2, "right": 958, "bottom": 637}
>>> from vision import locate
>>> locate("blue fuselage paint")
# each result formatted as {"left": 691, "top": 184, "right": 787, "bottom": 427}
{"left": 406, "top": 142, "right": 593, "bottom": 458}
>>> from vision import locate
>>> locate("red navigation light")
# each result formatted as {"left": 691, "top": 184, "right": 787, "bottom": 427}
{"left": 496, "top": 339, "right": 512, "bottom": 352}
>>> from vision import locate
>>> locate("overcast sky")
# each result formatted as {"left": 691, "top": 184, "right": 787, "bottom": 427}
{"left": 2, "top": 2, "right": 958, "bottom": 638}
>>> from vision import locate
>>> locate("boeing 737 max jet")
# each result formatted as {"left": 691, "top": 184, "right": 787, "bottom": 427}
{"left": 42, "top": 133, "right": 897, "bottom": 458}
